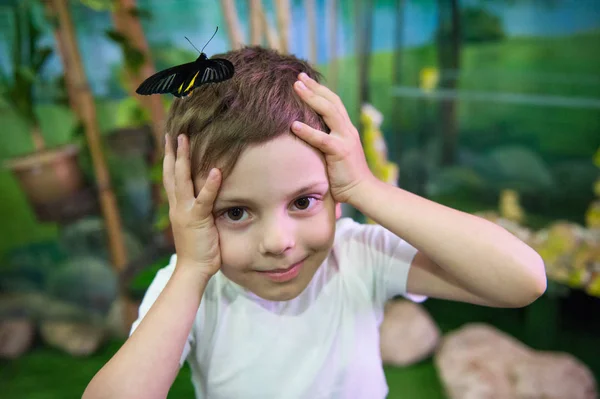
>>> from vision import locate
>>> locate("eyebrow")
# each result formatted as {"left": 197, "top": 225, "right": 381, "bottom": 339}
{"left": 216, "top": 181, "right": 329, "bottom": 206}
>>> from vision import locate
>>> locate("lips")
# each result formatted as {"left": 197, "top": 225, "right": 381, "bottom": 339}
{"left": 259, "top": 257, "right": 307, "bottom": 283}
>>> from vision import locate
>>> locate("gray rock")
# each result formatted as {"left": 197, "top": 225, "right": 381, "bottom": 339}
{"left": 0, "top": 319, "right": 35, "bottom": 359}
{"left": 435, "top": 323, "right": 597, "bottom": 399}
{"left": 379, "top": 300, "right": 440, "bottom": 366}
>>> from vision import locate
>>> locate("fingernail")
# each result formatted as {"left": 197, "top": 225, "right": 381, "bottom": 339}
{"left": 164, "top": 134, "right": 168, "bottom": 146}
{"left": 177, "top": 134, "right": 183, "bottom": 146}
{"left": 296, "top": 81, "right": 307, "bottom": 91}
{"left": 299, "top": 72, "right": 309, "bottom": 81}
{"left": 292, "top": 121, "right": 302, "bottom": 131}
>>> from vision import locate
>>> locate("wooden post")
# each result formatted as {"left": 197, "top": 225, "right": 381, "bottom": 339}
{"left": 47, "top": 0, "right": 128, "bottom": 271}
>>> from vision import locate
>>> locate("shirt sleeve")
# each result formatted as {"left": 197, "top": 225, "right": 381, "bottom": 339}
{"left": 335, "top": 218, "right": 422, "bottom": 307}
{"left": 129, "top": 254, "right": 193, "bottom": 366}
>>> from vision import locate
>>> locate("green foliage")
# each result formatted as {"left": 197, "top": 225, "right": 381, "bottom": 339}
{"left": 480, "top": 145, "right": 556, "bottom": 194}
{"left": 105, "top": 29, "right": 145, "bottom": 75}
{"left": 0, "top": 2, "right": 53, "bottom": 128}
{"left": 461, "top": 7, "right": 505, "bottom": 43}
{"left": 128, "top": 255, "right": 170, "bottom": 299}
{"left": 115, "top": 96, "right": 150, "bottom": 128}
{"left": 0, "top": 240, "right": 67, "bottom": 293}
{"left": 426, "top": 165, "right": 488, "bottom": 197}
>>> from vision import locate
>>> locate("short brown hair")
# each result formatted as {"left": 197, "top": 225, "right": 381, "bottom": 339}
{"left": 165, "top": 46, "right": 328, "bottom": 182}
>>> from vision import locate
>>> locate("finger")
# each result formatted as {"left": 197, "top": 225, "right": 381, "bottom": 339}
{"left": 294, "top": 80, "right": 345, "bottom": 131}
{"left": 291, "top": 121, "right": 339, "bottom": 156}
{"left": 174, "top": 134, "right": 195, "bottom": 205}
{"left": 163, "top": 134, "right": 176, "bottom": 206}
{"left": 193, "top": 168, "right": 222, "bottom": 219}
{"left": 298, "top": 72, "right": 350, "bottom": 121}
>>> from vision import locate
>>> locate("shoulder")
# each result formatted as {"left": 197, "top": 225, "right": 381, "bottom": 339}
{"left": 333, "top": 217, "right": 415, "bottom": 259}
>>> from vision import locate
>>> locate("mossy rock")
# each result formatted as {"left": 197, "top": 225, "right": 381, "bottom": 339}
{"left": 46, "top": 256, "right": 118, "bottom": 317}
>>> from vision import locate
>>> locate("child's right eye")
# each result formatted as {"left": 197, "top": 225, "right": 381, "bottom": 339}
{"left": 223, "top": 207, "right": 248, "bottom": 222}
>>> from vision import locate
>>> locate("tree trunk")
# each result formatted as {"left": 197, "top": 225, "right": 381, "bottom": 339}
{"left": 112, "top": 0, "right": 166, "bottom": 156}
{"left": 274, "top": 0, "right": 291, "bottom": 53}
{"left": 326, "top": 0, "right": 338, "bottom": 91}
{"left": 436, "top": 0, "right": 461, "bottom": 166}
{"left": 45, "top": 0, "right": 128, "bottom": 271}
{"left": 305, "top": 0, "right": 317, "bottom": 64}
{"left": 220, "top": 0, "right": 245, "bottom": 49}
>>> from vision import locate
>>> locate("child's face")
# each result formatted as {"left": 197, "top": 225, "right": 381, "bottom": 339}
{"left": 194, "top": 134, "right": 341, "bottom": 301}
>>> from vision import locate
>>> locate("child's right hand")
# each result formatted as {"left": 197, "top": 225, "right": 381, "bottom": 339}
{"left": 163, "top": 133, "right": 222, "bottom": 279}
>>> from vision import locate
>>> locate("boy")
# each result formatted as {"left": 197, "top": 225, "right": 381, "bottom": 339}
{"left": 83, "top": 47, "right": 546, "bottom": 399}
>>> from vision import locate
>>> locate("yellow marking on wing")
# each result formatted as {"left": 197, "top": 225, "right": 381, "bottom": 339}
{"left": 177, "top": 82, "right": 184, "bottom": 93}
{"left": 185, "top": 71, "right": 200, "bottom": 92}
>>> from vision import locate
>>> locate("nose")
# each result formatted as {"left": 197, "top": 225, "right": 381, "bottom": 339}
{"left": 259, "top": 215, "right": 295, "bottom": 256}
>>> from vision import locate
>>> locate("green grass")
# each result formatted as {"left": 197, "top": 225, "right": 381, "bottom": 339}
{"left": 0, "top": 340, "right": 445, "bottom": 398}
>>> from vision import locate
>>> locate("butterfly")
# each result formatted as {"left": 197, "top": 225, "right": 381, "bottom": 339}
{"left": 135, "top": 28, "right": 234, "bottom": 98}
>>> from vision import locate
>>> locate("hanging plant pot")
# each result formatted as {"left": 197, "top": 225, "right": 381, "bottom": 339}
{"left": 4, "top": 144, "right": 98, "bottom": 223}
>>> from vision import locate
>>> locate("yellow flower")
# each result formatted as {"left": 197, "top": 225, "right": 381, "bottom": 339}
{"left": 585, "top": 200, "right": 600, "bottom": 229}
{"left": 419, "top": 67, "right": 439, "bottom": 93}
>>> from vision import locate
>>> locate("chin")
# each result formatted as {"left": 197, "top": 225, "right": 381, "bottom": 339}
{"left": 254, "top": 285, "right": 306, "bottom": 301}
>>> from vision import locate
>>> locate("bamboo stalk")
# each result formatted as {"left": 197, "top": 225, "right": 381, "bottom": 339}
{"left": 274, "top": 0, "right": 290, "bottom": 53}
{"left": 256, "top": 1, "right": 280, "bottom": 50}
{"left": 305, "top": 0, "right": 317, "bottom": 64}
{"left": 220, "top": 0, "right": 245, "bottom": 49}
{"left": 47, "top": 0, "right": 128, "bottom": 271}
{"left": 250, "top": 0, "right": 262, "bottom": 45}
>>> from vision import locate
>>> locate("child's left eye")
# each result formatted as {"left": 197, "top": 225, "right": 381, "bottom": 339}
{"left": 293, "top": 196, "right": 319, "bottom": 211}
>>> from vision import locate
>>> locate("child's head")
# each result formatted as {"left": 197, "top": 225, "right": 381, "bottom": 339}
{"left": 166, "top": 46, "right": 342, "bottom": 301}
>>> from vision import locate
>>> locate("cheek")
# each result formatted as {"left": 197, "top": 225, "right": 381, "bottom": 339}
{"left": 299, "top": 212, "right": 336, "bottom": 249}
{"left": 216, "top": 228, "right": 252, "bottom": 270}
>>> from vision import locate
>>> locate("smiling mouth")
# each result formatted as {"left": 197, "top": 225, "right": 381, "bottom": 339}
{"left": 258, "top": 257, "right": 308, "bottom": 282}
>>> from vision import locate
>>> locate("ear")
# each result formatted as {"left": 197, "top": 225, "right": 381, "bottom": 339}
{"left": 335, "top": 202, "right": 342, "bottom": 220}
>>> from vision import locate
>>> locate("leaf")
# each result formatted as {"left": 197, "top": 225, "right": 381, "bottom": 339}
{"left": 124, "top": 47, "right": 145, "bottom": 74}
{"left": 105, "top": 29, "right": 127, "bottom": 45}
{"left": 80, "top": 0, "right": 116, "bottom": 12}
{"left": 128, "top": 7, "right": 152, "bottom": 20}
{"left": 33, "top": 46, "right": 53, "bottom": 73}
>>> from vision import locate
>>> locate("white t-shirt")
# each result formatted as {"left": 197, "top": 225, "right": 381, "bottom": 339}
{"left": 130, "top": 217, "right": 420, "bottom": 399}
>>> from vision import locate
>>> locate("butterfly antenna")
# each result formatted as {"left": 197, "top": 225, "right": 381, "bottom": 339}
{"left": 200, "top": 26, "right": 219, "bottom": 54}
{"left": 185, "top": 36, "right": 202, "bottom": 54}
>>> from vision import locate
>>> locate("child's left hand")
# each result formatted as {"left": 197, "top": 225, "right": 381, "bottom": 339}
{"left": 291, "top": 72, "right": 374, "bottom": 204}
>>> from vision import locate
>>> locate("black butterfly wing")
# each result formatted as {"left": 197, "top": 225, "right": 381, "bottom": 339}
{"left": 136, "top": 56, "right": 234, "bottom": 98}
{"left": 135, "top": 61, "right": 197, "bottom": 97}
{"left": 191, "top": 58, "right": 235, "bottom": 90}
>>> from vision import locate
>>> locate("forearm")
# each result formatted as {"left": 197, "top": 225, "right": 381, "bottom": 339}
{"left": 83, "top": 263, "right": 209, "bottom": 399}
{"left": 351, "top": 178, "right": 546, "bottom": 306}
